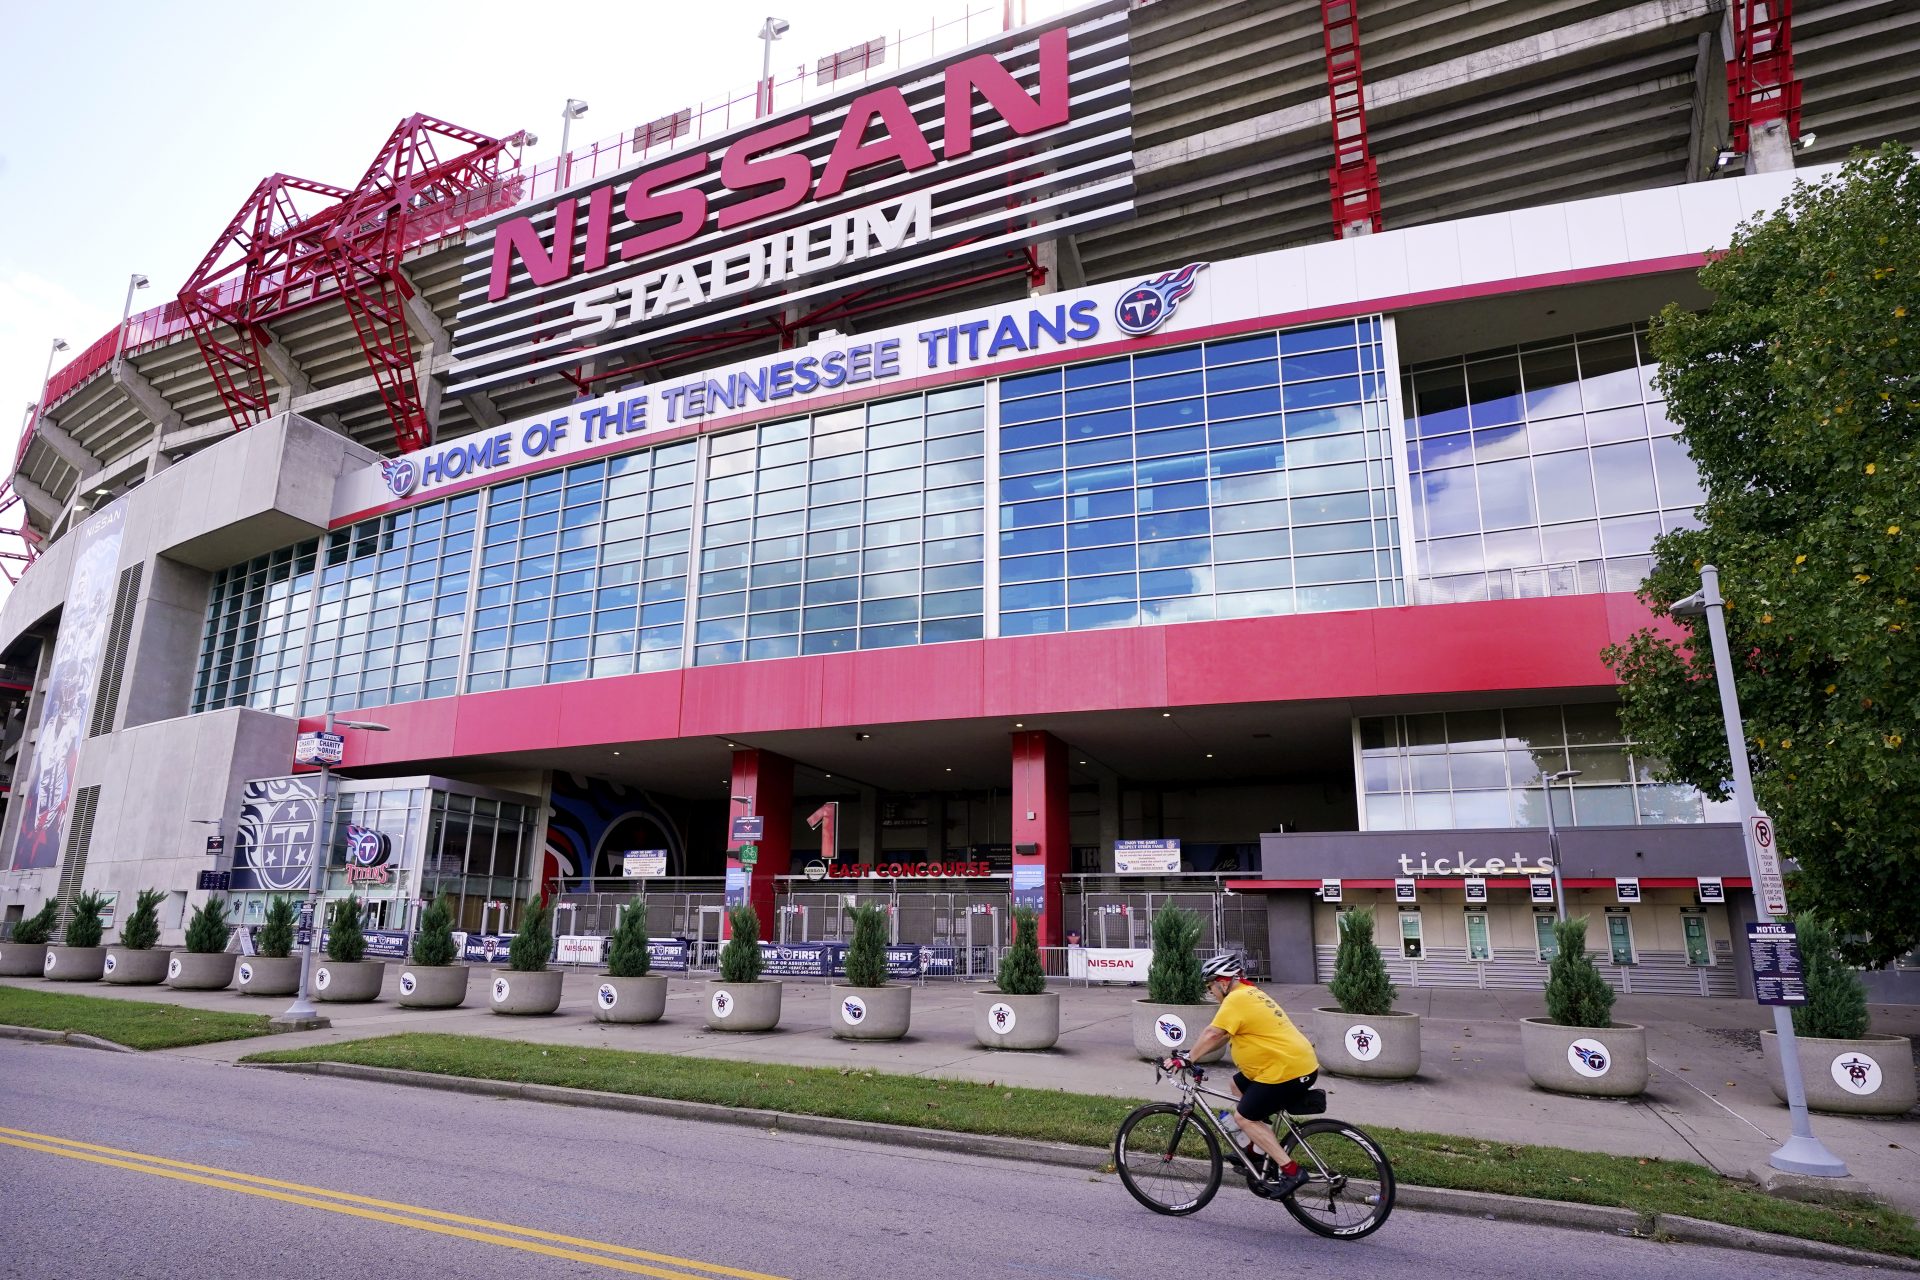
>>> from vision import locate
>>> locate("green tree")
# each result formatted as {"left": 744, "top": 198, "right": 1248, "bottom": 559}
{"left": 12, "top": 900, "right": 58, "bottom": 945}
{"left": 1146, "top": 903, "right": 1204, "bottom": 1004}
{"left": 1792, "top": 915, "right": 1871, "bottom": 1040}
{"left": 324, "top": 895, "right": 365, "bottom": 963}
{"left": 1604, "top": 144, "right": 1920, "bottom": 965}
{"left": 65, "top": 891, "right": 110, "bottom": 949}
{"left": 412, "top": 896, "right": 456, "bottom": 967}
{"left": 185, "top": 897, "right": 233, "bottom": 955}
{"left": 842, "top": 904, "right": 890, "bottom": 987}
{"left": 1544, "top": 918, "right": 1616, "bottom": 1029}
{"left": 119, "top": 889, "right": 165, "bottom": 951}
{"left": 508, "top": 895, "right": 551, "bottom": 972}
{"left": 605, "top": 900, "right": 651, "bottom": 978}
{"left": 1328, "top": 910, "right": 1397, "bottom": 1016}
{"left": 718, "top": 905, "right": 764, "bottom": 983}
{"left": 258, "top": 897, "right": 296, "bottom": 959}
{"left": 996, "top": 906, "right": 1047, "bottom": 996}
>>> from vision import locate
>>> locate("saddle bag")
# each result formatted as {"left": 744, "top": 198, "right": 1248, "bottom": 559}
{"left": 1294, "top": 1087, "right": 1328, "bottom": 1116}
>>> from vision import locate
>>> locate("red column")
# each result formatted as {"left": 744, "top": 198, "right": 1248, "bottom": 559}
{"left": 729, "top": 747, "right": 793, "bottom": 936}
{"left": 1010, "top": 730, "right": 1071, "bottom": 945}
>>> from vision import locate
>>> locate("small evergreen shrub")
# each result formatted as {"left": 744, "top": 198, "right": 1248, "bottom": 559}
{"left": 718, "top": 905, "right": 764, "bottom": 983}
{"left": 996, "top": 906, "right": 1047, "bottom": 996}
{"left": 1544, "top": 917, "right": 1615, "bottom": 1028}
{"left": 1328, "top": 910, "right": 1397, "bottom": 1016}
{"left": 258, "top": 896, "right": 296, "bottom": 959}
{"left": 66, "top": 891, "right": 110, "bottom": 949}
{"left": 843, "top": 904, "right": 890, "bottom": 987}
{"left": 1147, "top": 903, "right": 1205, "bottom": 1005}
{"left": 605, "top": 900, "right": 651, "bottom": 978}
{"left": 185, "top": 896, "right": 233, "bottom": 955}
{"left": 324, "top": 895, "right": 366, "bottom": 963}
{"left": 412, "top": 896, "right": 456, "bottom": 967}
{"left": 11, "top": 899, "right": 58, "bottom": 945}
{"left": 1792, "top": 914, "right": 1870, "bottom": 1040}
{"left": 119, "top": 889, "right": 165, "bottom": 951}
{"left": 508, "top": 895, "right": 551, "bottom": 972}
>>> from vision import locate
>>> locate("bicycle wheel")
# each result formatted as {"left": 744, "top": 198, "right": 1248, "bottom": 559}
{"left": 1113, "top": 1103, "right": 1222, "bottom": 1216}
{"left": 1279, "top": 1118, "right": 1395, "bottom": 1239}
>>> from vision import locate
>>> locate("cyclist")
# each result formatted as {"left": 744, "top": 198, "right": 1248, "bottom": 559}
{"left": 1167, "top": 953, "right": 1317, "bottom": 1198}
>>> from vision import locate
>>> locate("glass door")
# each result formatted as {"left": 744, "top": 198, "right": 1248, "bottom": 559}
{"left": 1398, "top": 909, "right": 1424, "bottom": 959}
{"left": 1533, "top": 911, "right": 1558, "bottom": 961}
{"left": 1682, "top": 912, "right": 1712, "bottom": 966}
{"left": 1464, "top": 909, "right": 1492, "bottom": 961}
{"left": 1606, "top": 912, "right": 1635, "bottom": 965}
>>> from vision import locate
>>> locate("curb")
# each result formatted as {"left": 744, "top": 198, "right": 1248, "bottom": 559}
{"left": 248, "top": 1059, "right": 1920, "bottom": 1270}
{"left": 0, "top": 1024, "right": 137, "bottom": 1054}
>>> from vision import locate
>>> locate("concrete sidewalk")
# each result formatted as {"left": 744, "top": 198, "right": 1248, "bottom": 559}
{"left": 9, "top": 971, "right": 1919, "bottom": 1213}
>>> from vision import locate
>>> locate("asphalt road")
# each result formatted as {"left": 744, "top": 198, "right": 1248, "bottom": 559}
{"left": 0, "top": 1041, "right": 1881, "bottom": 1279}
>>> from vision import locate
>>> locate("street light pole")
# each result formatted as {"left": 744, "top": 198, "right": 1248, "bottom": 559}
{"left": 1539, "top": 768, "right": 1581, "bottom": 922}
{"left": 33, "top": 339, "right": 69, "bottom": 431}
{"left": 559, "top": 99, "right": 589, "bottom": 187}
{"left": 1671, "top": 564, "right": 1848, "bottom": 1178}
{"left": 111, "top": 274, "right": 149, "bottom": 379}
{"left": 758, "top": 17, "right": 790, "bottom": 116}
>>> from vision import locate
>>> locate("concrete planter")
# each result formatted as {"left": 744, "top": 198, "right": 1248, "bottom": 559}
{"left": 1763, "top": 1030, "right": 1919, "bottom": 1116}
{"left": 705, "top": 979, "right": 782, "bottom": 1032}
{"left": 1131, "top": 1000, "right": 1227, "bottom": 1062}
{"left": 313, "top": 959, "right": 385, "bottom": 1003}
{"left": 0, "top": 942, "right": 47, "bottom": 976}
{"left": 43, "top": 946, "right": 106, "bottom": 982}
{"left": 167, "top": 951, "right": 237, "bottom": 991}
{"left": 594, "top": 974, "right": 667, "bottom": 1024}
{"left": 102, "top": 947, "right": 170, "bottom": 986}
{"left": 1306, "top": 1007, "right": 1422, "bottom": 1080}
{"left": 830, "top": 983, "right": 911, "bottom": 1041}
{"left": 398, "top": 964, "right": 470, "bottom": 1009}
{"left": 1521, "top": 1018, "right": 1648, "bottom": 1097}
{"left": 235, "top": 955, "right": 303, "bottom": 996}
{"left": 488, "top": 968, "right": 563, "bottom": 1015}
{"left": 973, "top": 989, "right": 1060, "bottom": 1050}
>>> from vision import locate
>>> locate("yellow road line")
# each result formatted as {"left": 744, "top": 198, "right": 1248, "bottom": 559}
{"left": 0, "top": 1128, "right": 788, "bottom": 1280}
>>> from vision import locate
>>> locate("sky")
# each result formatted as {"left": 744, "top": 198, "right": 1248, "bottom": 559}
{"left": 0, "top": 0, "right": 1021, "bottom": 480}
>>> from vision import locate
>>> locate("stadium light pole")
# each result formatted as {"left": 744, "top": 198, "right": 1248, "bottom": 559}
{"left": 34, "top": 339, "right": 68, "bottom": 429}
{"left": 1670, "top": 565, "right": 1848, "bottom": 1178}
{"left": 758, "top": 17, "right": 790, "bottom": 115}
{"left": 111, "top": 274, "right": 149, "bottom": 378}
{"left": 278, "top": 713, "right": 390, "bottom": 1028}
{"left": 559, "top": 99, "right": 589, "bottom": 187}
{"left": 1538, "top": 768, "right": 1580, "bottom": 922}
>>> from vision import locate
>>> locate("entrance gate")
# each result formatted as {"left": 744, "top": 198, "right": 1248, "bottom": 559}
{"left": 774, "top": 877, "right": 1010, "bottom": 979}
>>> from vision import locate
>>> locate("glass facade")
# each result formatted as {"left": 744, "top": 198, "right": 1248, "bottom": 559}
{"left": 192, "top": 314, "right": 1690, "bottom": 719}
{"left": 998, "top": 319, "right": 1402, "bottom": 634}
{"left": 1403, "top": 325, "right": 1705, "bottom": 605}
{"left": 1356, "top": 703, "right": 1733, "bottom": 831}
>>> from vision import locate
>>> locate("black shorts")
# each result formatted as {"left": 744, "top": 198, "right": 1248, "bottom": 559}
{"left": 1233, "top": 1070, "right": 1319, "bottom": 1121}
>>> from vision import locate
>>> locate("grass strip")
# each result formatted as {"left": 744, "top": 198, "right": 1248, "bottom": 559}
{"left": 245, "top": 1032, "right": 1918, "bottom": 1258}
{"left": 0, "top": 985, "right": 274, "bottom": 1050}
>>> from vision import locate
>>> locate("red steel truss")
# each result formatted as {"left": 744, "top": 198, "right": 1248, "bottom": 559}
{"left": 1727, "top": 1, "right": 1801, "bottom": 154}
{"left": 178, "top": 116, "right": 521, "bottom": 453}
{"left": 1320, "top": 0, "right": 1382, "bottom": 238}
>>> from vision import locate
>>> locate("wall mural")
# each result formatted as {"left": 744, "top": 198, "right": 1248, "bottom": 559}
{"left": 231, "top": 775, "right": 322, "bottom": 891}
{"left": 543, "top": 773, "right": 688, "bottom": 890}
{"left": 11, "top": 504, "right": 126, "bottom": 871}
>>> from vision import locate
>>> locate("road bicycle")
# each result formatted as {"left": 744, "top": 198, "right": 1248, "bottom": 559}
{"left": 1112, "top": 1057, "right": 1395, "bottom": 1239}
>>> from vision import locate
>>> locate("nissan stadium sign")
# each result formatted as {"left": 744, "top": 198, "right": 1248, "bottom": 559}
{"left": 448, "top": 0, "right": 1133, "bottom": 398}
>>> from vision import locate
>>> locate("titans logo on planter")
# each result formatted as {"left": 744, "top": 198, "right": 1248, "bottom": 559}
{"left": 1113, "top": 262, "right": 1209, "bottom": 336}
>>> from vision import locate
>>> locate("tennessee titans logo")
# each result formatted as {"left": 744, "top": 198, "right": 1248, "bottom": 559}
{"left": 1158, "top": 1018, "right": 1186, "bottom": 1044}
{"left": 1573, "top": 1045, "right": 1608, "bottom": 1072}
{"left": 344, "top": 825, "right": 388, "bottom": 867}
{"left": 1351, "top": 1030, "right": 1373, "bottom": 1053}
{"left": 1114, "top": 262, "right": 1209, "bottom": 336}
{"left": 381, "top": 457, "right": 420, "bottom": 498}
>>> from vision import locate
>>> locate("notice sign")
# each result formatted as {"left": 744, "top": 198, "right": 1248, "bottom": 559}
{"left": 621, "top": 851, "right": 668, "bottom": 878}
{"left": 1697, "top": 876, "right": 1725, "bottom": 904}
{"left": 1748, "top": 922, "right": 1807, "bottom": 1007}
{"left": 1615, "top": 877, "right": 1641, "bottom": 904}
{"left": 1320, "top": 879, "right": 1343, "bottom": 903}
{"left": 1464, "top": 877, "right": 1488, "bottom": 904}
{"left": 1114, "top": 839, "right": 1180, "bottom": 874}
{"left": 1393, "top": 878, "right": 1416, "bottom": 903}
{"left": 729, "top": 815, "right": 765, "bottom": 843}
{"left": 1530, "top": 877, "right": 1555, "bottom": 903}
{"left": 1750, "top": 812, "right": 1789, "bottom": 915}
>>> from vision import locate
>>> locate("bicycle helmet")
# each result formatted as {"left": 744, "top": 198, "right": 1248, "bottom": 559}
{"left": 1200, "top": 953, "right": 1244, "bottom": 981}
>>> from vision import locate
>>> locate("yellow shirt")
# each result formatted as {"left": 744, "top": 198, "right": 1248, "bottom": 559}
{"left": 1210, "top": 982, "right": 1318, "bottom": 1084}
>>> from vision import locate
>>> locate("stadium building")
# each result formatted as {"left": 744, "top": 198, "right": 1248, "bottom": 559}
{"left": 2, "top": 0, "right": 1915, "bottom": 995}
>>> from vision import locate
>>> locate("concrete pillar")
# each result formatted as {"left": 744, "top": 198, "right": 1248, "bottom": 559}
{"left": 728, "top": 747, "right": 793, "bottom": 934}
{"left": 926, "top": 792, "right": 947, "bottom": 858}
{"left": 1010, "top": 730, "right": 1070, "bottom": 945}
{"left": 1097, "top": 773, "right": 1121, "bottom": 872}
{"left": 1265, "top": 892, "right": 1319, "bottom": 985}
{"left": 856, "top": 784, "right": 880, "bottom": 860}
{"left": 1747, "top": 120, "right": 1796, "bottom": 174}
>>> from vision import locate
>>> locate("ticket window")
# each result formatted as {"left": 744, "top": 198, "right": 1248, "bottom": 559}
{"left": 1464, "top": 909, "right": 1492, "bottom": 962}
{"left": 1606, "top": 911, "right": 1636, "bottom": 966}
{"left": 1398, "top": 909, "right": 1424, "bottom": 960}
{"left": 1682, "top": 911, "right": 1713, "bottom": 967}
{"left": 1534, "top": 910, "right": 1558, "bottom": 962}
